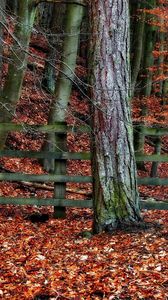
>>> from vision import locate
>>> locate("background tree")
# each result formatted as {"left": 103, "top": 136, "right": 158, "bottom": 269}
{"left": 42, "top": 2, "right": 84, "bottom": 175}
{"left": 130, "top": 0, "right": 146, "bottom": 98}
{"left": 132, "top": 0, "right": 157, "bottom": 171}
{"left": 0, "top": 1, "right": 6, "bottom": 85}
{"left": 0, "top": 0, "right": 37, "bottom": 149}
{"left": 41, "top": 3, "right": 65, "bottom": 93}
{"left": 89, "top": 0, "right": 141, "bottom": 233}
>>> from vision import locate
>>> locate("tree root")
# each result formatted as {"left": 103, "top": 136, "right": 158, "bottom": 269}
{"left": 105, "top": 220, "right": 162, "bottom": 234}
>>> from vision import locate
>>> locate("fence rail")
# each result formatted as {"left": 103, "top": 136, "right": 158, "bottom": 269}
{"left": 0, "top": 150, "right": 168, "bottom": 162}
{"left": 0, "top": 197, "right": 167, "bottom": 210}
{"left": 0, "top": 123, "right": 91, "bottom": 133}
{"left": 0, "top": 150, "right": 91, "bottom": 160}
{"left": 0, "top": 122, "right": 167, "bottom": 212}
{"left": 0, "top": 173, "right": 92, "bottom": 183}
{"left": 0, "top": 123, "right": 167, "bottom": 135}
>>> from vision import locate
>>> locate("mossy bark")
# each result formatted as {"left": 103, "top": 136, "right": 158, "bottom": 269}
{"left": 0, "top": 0, "right": 36, "bottom": 149}
{"left": 89, "top": 0, "right": 141, "bottom": 233}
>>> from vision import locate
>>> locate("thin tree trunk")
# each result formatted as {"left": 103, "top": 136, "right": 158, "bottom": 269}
{"left": 150, "top": 138, "right": 161, "bottom": 177}
{"left": 0, "top": 0, "right": 36, "bottom": 149}
{"left": 52, "top": 3, "right": 84, "bottom": 218}
{"left": 6, "top": 0, "right": 18, "bottom": 15}
{"left": 141, "top": 23, "right": 156, "bottom": 98}
{"left": 89, "top": 0, "right": 141, "bottom": 233}
{"left": 150, "top": 27, "right": 165, "bottom": 177}
{"left": 162, "top": 79, "right": 168, "bottom": 105}
{"left": 38, "top": 2, "right": 54, "bottom": 29}
{"left": 131, "top": 2, "right": 146, "bottom": 97}
{"left": 0, "top": 0, "right": 6, "bottom": 84}
{"left": 42, "top": 3, "right": 84, "bottom": 173}
{"left": 134, "top": 0, "right": 156, "bottom": 169}
{"left": 42, "top": 3, "right": 65, "bottom": 93}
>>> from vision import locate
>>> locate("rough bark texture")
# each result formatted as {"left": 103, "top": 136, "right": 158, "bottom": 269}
{"left": 89, "top": 0, "right": 141, "bottom": 233}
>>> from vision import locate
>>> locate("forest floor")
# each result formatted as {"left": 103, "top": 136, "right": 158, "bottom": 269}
{"left": 0, "top": 33, "right": 168, "bottom": 300}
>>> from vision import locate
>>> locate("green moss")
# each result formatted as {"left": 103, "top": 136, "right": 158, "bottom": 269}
{"left": 112, "top": 180, "right": 129, "bottom": 220}
{"left": 95, "top": 180, "right": 129, "bottom": 228}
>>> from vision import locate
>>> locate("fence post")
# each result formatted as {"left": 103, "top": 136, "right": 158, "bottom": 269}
{"left": 53, "top": 122, "right": 67, "bottom": 218}
{"left": 134, "top": 123, "right": 146, "bottom": 170}
{"left": 150, "top": 137, "right": 161, "bottom": 177}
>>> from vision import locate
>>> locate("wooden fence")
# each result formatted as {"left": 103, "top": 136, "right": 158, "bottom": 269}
{"left": 0, "top": 123, "right": 167, "bottom": 215}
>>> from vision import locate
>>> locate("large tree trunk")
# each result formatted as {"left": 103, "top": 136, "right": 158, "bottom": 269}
{"left": 0, "top": 0, "right": 36, "bottom": 149}
{"left": 89, "top": 0, "right": 141, "bottom": 233}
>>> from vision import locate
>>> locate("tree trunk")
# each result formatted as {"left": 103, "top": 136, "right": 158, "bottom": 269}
{"left": 37, "top": 2, "right": 54, "bottom": 29}
{"left": 89, "top": 0, "right": 141, "bottom": 233}
{"left": 6, "top": 0, "right": 18, "bottom": 15}
{"left": 0, "top": 0, "right": 36, "bottom": 149}
{"left": 0, "top": 0, "right": 6, "bottom": 84}
{"left": 42, "top": 3, "right": 84, "bottom": 173}
{"left": 133, "top": 0, "right": 156, "bottom": 170}
{"left": 42, "top": 3, "right": 65, "bottom": 93}
{"left": 131, "top": 2, "right": 146, "bottom": 97}
{"left": 141, "top": 22, "right": 156, "bottom": 97}
{"left": 150, "top": 26, "right": 165, "bottom": 177}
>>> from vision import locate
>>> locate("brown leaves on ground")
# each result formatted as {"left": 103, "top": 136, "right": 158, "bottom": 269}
{"left": 0, "top": 207, "right": 168, "bottom": 300}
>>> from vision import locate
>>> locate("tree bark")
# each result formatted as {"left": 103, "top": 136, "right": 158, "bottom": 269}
{"left": 89, "top": 0, "right": 141, "bottom": 233}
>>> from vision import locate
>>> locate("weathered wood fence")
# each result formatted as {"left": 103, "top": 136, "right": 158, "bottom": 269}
{"left": 0, "top": 123, "right": 167, "bottom": 215}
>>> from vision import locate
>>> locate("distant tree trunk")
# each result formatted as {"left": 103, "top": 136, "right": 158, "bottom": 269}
{"left": 37, "top": 2, "right": 54, "bottom": 29}
{"left": 150, "top": 27, "right": 165, "bottom": 177}
{"left": 0, "top": 0, "right": 6, "bottom": 83}
{"left": 131, "top": 1, "right": 146, "bottom": 97}
{"left": 163, "top": 79, "right": 168, "bottom": 104}
{"left": 6, "top": 0, "right": 18, "bottom": 15}
{"left": 141, "top": 20, "right": 156, "bottom": 98}
{"left": 0, "top": 0, "right": 36, "bottom": 149}
{"left": 42, "top": 3, "right": 65, "bottom": 93}
{"left": 42, "top": 3, "right": 84, "bottom": 175}
{"left": 134, "top": 0, "right": 156, "bottom": 170}
{"left": 89, "top": 0, "right": 141, "bottom": 233}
